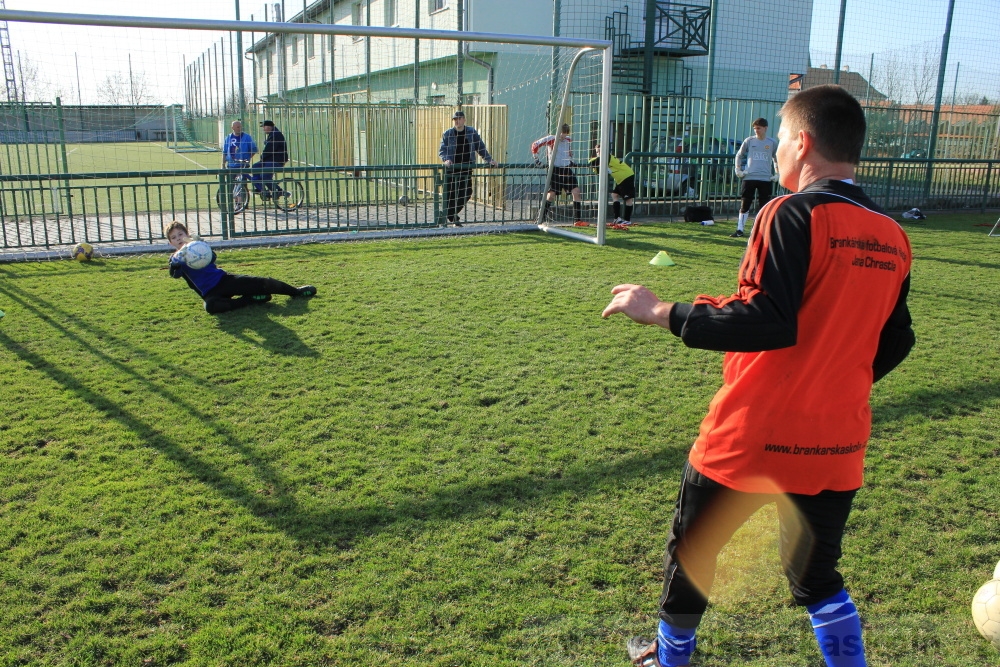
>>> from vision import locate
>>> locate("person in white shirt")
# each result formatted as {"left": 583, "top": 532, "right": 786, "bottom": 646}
{"left": 531, "top": 124, "right": 584, "bottom": 224}
{"left": 732, "top": 118, "right": 779, "bottom": 237}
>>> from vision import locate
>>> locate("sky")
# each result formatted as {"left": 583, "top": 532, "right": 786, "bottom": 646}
{"left": 3, "top": 0, "right": 999, "bottom": 105}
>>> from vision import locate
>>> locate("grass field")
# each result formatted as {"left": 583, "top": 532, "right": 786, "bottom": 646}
{"left": 1, "top": 213, "right": 999, "bottom": 666}
{"left": 1, "top": 142, "right": 221, "bottom": 176}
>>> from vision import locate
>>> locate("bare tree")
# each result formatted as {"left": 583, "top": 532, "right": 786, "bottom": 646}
{"left": 14, "top": 54, "right": 67, "bottom": 102}
{"left": 910, "top": 44, "right": 939, "bottom": 106}
{"left": 871, "top": 50, "right": 907, "bottom": 104}
{"left": 96, "top": 70, "right": 158, "bottom": 105}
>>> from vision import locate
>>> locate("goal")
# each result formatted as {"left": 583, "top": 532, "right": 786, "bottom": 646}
{"left": 0, "top": 7, "right": 611, "bottom": 250}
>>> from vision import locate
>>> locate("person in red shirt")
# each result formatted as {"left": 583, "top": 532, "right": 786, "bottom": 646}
{"left": 602, "top": 85, "right": 914, "bottom": 667}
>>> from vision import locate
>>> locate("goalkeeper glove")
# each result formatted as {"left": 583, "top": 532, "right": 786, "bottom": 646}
{"left": 771, "top": 173, "right": 779, "bottom": 182}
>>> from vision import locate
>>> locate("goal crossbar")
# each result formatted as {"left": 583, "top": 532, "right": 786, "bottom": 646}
{"left": 0, "top": 10, "right": 611, "bottom": 50}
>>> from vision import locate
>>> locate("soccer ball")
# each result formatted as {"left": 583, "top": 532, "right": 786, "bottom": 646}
{"left": 181, "top": 240, "right": 213, "bottom": 270}
{"left": 972, "top": 569, "right": 1000, "bottom": 649}
{"left": 72, "top": 242, "right": 94, "bottom": 261}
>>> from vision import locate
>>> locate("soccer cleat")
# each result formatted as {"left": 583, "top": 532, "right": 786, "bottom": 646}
{"left": 453, "top": 220, "right": 463, "bottom": 227}
{"left": 613, "top": 217, "right": 624, "bottom": 225}
{"left": 295, "top": 285, "right": 317, "bottom": 298}
{"left": 729, "top": 229, "right": 744, "bottom": 238}
{"left": 251, "top": 293, "right": 272, "bottom": 302}
{"left": 626, "top": 637, "right": 664, "bottom": 667}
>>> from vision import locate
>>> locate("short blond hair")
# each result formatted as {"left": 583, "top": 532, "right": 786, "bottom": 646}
{"left": 164, "top": 221, "right": 188, "bottom": 238}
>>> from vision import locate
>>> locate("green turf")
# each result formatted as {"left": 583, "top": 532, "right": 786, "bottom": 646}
{"left": 1, "top": 213, "right": 998, "bottom": 666}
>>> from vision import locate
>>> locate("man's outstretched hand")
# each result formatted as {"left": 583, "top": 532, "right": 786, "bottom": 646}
{"left": 601, "top": 284, "right": 674, "bottom": 328}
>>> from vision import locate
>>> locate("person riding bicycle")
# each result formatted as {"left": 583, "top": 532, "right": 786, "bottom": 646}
{"left": 253, "top": 120, "right": 289, "bottom": 200}
{"left": 223, "top": 120, "right": 257, "bottom": 169}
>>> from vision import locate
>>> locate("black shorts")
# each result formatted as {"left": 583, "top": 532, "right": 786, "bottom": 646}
{"left": 612, "top": 175, "right": 636, "bottom": 200}
{"left": 658, "top": 462, "right": 857, "bottom": 628}
{"left": 740, "top": 180, "right": 773, "bottom": 213}
{"left": 549, "top": 166, "right": 579, "bottom": 194}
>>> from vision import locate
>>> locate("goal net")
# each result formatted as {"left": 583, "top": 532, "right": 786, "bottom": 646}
{"left": 0, "top": 8, "right": 611, "bottom": 254}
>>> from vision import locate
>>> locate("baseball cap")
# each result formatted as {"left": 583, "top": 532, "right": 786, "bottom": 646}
{"left": 260, "top": 120, "right": 275, "bottom": 127}
{"left": 452, "top": 110, "right": 465, "bottom": 119}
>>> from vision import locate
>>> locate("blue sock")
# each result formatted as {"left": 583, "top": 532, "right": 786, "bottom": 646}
{"left": 807, "top": 589, "right": 867, "bottom": 667}
{"left": 657, "top": 620, "right": 696, "bottom": 667}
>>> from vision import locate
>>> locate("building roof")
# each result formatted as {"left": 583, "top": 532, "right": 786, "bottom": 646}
{"left": 801, "top": 66, "right": 887, "bottom": 102}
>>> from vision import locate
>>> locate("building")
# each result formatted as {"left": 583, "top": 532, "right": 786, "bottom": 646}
{"left": 239, "top": 0, "right": 815, "bottom": 160}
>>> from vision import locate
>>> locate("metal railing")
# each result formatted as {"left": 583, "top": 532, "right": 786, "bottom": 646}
{"left": 2, "top": 156, "right": 998, "bottom": 251}
{"left": 0, "top": 163, "right": 566, "bottom": 250}
{"left": 623, "top": 152, "right": 1000, "bottom": 217}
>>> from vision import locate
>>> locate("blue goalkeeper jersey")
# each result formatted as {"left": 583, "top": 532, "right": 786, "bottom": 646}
{"left": 169, "top": 253, "right": 225, "bottom": 296}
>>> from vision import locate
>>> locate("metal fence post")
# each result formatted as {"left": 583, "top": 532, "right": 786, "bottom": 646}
{"left": 218, "top": 171, "right": 232, "bottom": 238}
{"left": 434, "top": 165, "right": 442, "bottom": 225}
{"left": 884, "top": 160, "right": 894, "bottom": 209}
{"left": 982, "top": 161, "right": 993, "bottom": 214}
{"left": 55, "top": 97, "right": 73, "bottom": 220}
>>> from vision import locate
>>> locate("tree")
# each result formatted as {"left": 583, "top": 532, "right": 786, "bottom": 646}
{"left": 96, "top": 70, "right": 157, "bottom": 106}
{"left": 910, "top": 44, "right": 939, "bottom": 107}
{"left": 871, "top": 50, "right": 907, "bottom": 104}
{"left": 14, "top": 54, "right": 68, "bottom": 103}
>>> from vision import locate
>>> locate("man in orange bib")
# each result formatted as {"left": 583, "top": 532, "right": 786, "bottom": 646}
{"left": 602, "top": 85, "right": 914, "bottom": 667}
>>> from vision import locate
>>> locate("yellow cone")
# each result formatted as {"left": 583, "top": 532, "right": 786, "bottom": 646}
{"left": 650, "top": 251, "right": 676, "bottom": 266}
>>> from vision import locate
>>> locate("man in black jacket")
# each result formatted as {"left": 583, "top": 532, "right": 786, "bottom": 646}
{"left": 253, "top": 120, "right": 289, "bottom": 200}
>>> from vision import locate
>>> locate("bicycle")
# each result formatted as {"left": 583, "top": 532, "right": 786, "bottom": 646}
{"left": 216, "top": 159, "right": 252, "bottom": 214}
{"left": 216, "top": 161, "right": 305, "bottom": 213}
{"left": 260, "top": 172, "right": 305, "bottom": 212}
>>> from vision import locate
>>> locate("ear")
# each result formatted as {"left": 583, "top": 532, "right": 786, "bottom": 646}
{"left": 796, "top": 129, "right": 813, "bottom": 161}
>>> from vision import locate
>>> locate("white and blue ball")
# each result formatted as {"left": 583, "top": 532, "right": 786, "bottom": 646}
{"left": 181, "top": 240, "right": 213, "bottom": 270}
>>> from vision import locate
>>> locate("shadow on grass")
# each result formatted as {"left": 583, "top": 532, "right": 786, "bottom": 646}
{"left": 214, "top": 300, "right": 319, "bottom": 357}
{"left": 871, "top": 377, "right": 1000, "bottom": 427}
{"left": 0, "top": 278, "right": 690, "bottom": 549}
{"left": 912, "top": 254, "right": 1000, "bottom": 272}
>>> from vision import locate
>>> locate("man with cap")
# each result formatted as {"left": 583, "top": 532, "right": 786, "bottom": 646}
{"left": 438, "top": 110, "right": 497, "bottom": 226}
{"left": 253, "top": 120, "right": 289, "bottom": 200}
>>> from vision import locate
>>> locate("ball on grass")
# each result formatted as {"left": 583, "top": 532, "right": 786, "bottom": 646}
{"left": 973, "top": 572, "right": 1000, "bottom": 650}
{"left": 72, "top": 242, "right": 94, "bottom": 262}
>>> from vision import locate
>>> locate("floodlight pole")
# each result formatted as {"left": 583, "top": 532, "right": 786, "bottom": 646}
{"left": 235, "top": 0, "right": 246, "bottom": 121}
{"left": 833, "top": 0, "right": 847, "bottom": 85}
{"left": 923, "top": 0, "right": 955, "bottom": 201}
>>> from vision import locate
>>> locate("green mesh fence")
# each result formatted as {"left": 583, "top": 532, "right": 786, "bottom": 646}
{"left": 0, "top": 1, "right": 998, "bottom": 253}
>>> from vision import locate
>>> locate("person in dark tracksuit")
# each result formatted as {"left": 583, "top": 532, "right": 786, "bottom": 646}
{"left": 438, "top": 110, "right": 496, "bottom": 227}
{"left": 252, "top": 119, "right": 289, "bottom": 200}
{"left": 165, "top": 221, "right": 315, "bottom": 314}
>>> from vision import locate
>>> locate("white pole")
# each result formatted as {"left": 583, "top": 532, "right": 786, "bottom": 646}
{"left": 596, "top": 44, "right": 611, "bottom": 246}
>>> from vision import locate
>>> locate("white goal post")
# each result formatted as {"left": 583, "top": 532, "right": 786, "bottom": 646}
{"left": 0, "top": 8, "right": 612, "bottom": 245}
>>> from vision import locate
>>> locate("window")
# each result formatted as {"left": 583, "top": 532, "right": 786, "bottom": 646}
{"left": 384, "top": 0, "right": 397, "bottom": 26}
{"left": 352, "top": 2, "right": 365, "bottom": 41}
{"left": 307, "top": 33, "right": 316, "bottom": 58}
{"left": 430, "top": 0, "right": 447, "bottom": 12}
{"left": 291, "top": 36, "right": 299, "bottom": 64}
{"left": 264, "top": 51, "right": 272, "bottom": 77}
{"left": 429, "top": 95, "right": 445, "bottom": 105}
